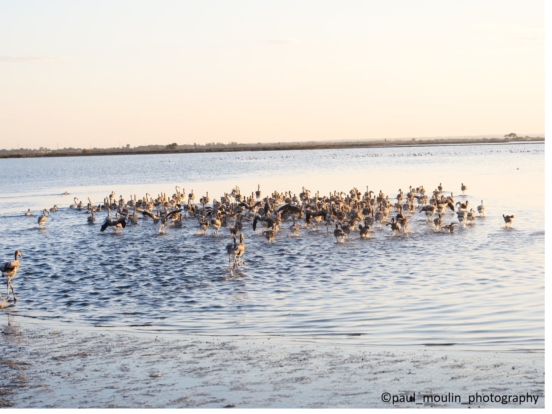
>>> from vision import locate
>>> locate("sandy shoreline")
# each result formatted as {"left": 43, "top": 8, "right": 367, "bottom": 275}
{"left": 0, "top": 314, "right": 543, "bottom": 408}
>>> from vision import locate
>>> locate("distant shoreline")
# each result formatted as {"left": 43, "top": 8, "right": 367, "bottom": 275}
{"left": 0, "top": 137, "right": 544, "bottom": 159}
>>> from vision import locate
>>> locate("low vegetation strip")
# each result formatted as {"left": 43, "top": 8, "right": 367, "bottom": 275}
{"left": 0, "top": 135, "right": 544, "bottom": 159}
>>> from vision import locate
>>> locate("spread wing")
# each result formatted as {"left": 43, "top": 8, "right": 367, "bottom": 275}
{"left": 165, "top": 209, "right": 183, "bottom": 220}
{"left": 141, "top": 210, "right": 157, "bottom": 219}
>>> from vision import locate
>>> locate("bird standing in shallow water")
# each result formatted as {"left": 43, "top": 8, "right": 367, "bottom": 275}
{"left": 229, "top": 215, "right": 243, "bottom": 236}
{"left": 290, "top": 217, "right": 300, "bottom": 235}
{"left": 263, "top": 229, "right": 277, "bottom": 243}
{"left": 457, "top": 210, "right": 467, "bottom": 227}
{"left": 100, "top": 208, "right": 126, "bottom": 232}
{"left": 198, "top": 217, "right": 210, "bottom": 234}
{"left": 158, "top": 209, "right": 183, "bottom": 234}
{"left": 341, "top": 222, "right": 352, "bottom": 238}
{"left": 461, "top": 183, "right": 468, "bottom": 195}
{"left": 232, "top": 233, "right": 245, "bottom": 270}
{"left": 442, "top": 223, "right": 457, "bottom": 233}
{"left": 38, "top": 209, "right": 48, "bottom": 227}
{"left": 456, "top": 200, "right": 469, "bottom": 211}
{"left": 434, "top": 214, "right": 442, "bottom": 230}
{"left": 420, "top": 204, "right": 436, "bottom": 222}
{"left": 333, "top": 224, "right": 345, "bottom": 243}
{"left": 1, "top": 250, "right": 22, "bottom": 302}
{"left": 211, "top": 212, "right": 222, "bottom": 236}
{"left": 359, "top": 222, "right": 370, "bottom": 239}
{"left": 386, "top": 218, "right": 401, "bottom": 236}
{"left": 225, "top": 235, "right": 237, "bottom": 267}
{"left": 477, "top": 200, "right": 486, "bottom": 217}
{"left": 503, "top": 214, "right": 514, "bottom": 228}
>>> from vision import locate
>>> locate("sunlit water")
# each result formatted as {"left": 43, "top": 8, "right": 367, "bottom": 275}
{"left": 0, "top": 143, "right": 544, "bottom": 350}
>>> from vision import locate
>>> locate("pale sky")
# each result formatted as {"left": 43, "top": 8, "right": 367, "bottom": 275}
{"left": 0, "top": 0, "right": 544, "bottom": 149}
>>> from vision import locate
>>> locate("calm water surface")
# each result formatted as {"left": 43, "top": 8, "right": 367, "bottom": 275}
{"left": 0, "top": 143, "right": 544, "bottom": 350}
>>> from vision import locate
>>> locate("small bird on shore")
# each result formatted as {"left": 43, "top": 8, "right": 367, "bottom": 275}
{"left": 24, "top": 209, "right": 31, "bottom": 216}
{"left": 461, "top": 183, "right": 468, "bottom": 195}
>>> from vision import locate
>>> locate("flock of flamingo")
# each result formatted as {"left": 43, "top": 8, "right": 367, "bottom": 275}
{"left": 2, "top": 182, "right": 515, "bottom": 306}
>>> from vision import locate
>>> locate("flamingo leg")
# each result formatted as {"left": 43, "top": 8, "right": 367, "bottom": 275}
{"left": 9, "top": 280, "right": 16, "bottom": 301}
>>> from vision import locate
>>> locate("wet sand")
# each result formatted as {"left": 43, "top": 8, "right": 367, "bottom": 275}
{"left": 0, "top": 314, "right": 543, "bottom": 408}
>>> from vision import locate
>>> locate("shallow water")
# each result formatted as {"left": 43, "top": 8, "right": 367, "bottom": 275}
{"left": 0, "top": 143, "right": 544, "bottom": 350}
